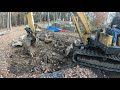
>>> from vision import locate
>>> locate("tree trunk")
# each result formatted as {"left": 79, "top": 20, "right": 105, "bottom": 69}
{"left": 70, "top": 16, "right": 71, "bottom": 21}
{"left": 7, "top": 12, "right": 9, "bottom": 30}
{"left": 53, "top": 12, "right": 55, "bottom": 22}
{"left": 40, "top": 14, "right": 42, "bottom": 22}
{"left": 9, "top": 12, "right": 12, "bottom": 30}
{"left": 18, "top": 14, "right": 20, "bottom": 25}
{"left": 15, "top": 16, "right": 17, "bottom": 26}
{"left": 47, "top": 12, "right": 50, "bottom": 26}
{"left": 55, "top": 12, "right": 58, "bottom": 20}
{"left": 59, "top": 12, "right": 61, "bottom": 20}
{"left": 2, "top": 17, "right": 4, "bottom": 28}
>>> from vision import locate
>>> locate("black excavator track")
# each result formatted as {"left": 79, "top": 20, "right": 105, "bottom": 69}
{"left": 73, "top": 48, "right": 120, "bottom": 72}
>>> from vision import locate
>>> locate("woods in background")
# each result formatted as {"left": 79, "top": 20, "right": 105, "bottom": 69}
{"left": 0, "top": 12, "right": 116, "bottom": 30}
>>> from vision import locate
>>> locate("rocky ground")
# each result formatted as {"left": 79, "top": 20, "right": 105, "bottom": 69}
{"left": 0, "top": 26, "right": 120, "bottom": 78}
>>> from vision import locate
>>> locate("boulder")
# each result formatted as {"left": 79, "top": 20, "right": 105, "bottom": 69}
{"left": 11, "top": 40, "right": 23, "bottom": 47}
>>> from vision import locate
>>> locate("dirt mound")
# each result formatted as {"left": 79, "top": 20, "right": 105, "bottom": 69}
{"left": 34, "top": 31, "right": 78, "bottom": 64}
{"left": 8, "top": 31, "right": 78, "bottom": 75}
{"left": 8, "top": 30, "right": 105, "bottom": 78}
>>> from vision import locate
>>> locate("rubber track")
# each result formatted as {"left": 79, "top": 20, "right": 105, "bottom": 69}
{"left": 73, "top": 49, "right": 120, "bottom": 72}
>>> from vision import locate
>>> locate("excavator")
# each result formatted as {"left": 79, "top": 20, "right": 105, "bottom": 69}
{"left": 69, "top": 12, "right": 120, "bottom": 72}
{"left": 23, "top": 12, "right": 120, "bottom": 72}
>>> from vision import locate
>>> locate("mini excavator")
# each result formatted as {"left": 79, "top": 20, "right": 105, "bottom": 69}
{"left": 24, "top": 12, "right": 120, "bottom": 72}
{"left": 69, "top": 12, "right": 120, "bottom": 72}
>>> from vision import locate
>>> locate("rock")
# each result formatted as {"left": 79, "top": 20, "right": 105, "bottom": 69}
{"left": 0, "top": 31, "right": 9, "bottom": 36}
{"left": 11, "top": 40, "right": 22, "bottom": 47}
{"left": 44, "top": 38, "right": 52, "bottom": 44}
{"left": 40, "top": 71, "right": 65, "bottom": 78}
{"left": 74, "top": 39, "right": 81, "bottom": 46}
{"left": 52, "top": 52, "right": 56, "bottom": 56}
{"left": 20, "top": 35, "right": 26, "bottom": 41}
{"left": 65, "top": 44, "right": 73, "bottom": 56}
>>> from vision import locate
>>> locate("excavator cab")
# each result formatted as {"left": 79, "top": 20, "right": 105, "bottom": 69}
{"left": 71, "top": 12, "right": 120, "bottom": 55}
{"left": 87, "top": 27, "right": 120, "bottom": 55}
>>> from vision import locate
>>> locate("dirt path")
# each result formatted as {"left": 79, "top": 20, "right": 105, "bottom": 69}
{"left": 0, "top": 26, "right": 26, "bottom": 77}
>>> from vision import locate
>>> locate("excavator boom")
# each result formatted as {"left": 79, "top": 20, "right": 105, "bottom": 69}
{"left": 71, "top": 12, "right": 91, "bottom": 44}
{"left": 24, "top": 12, "right": 35, "bottom": 32}
{"left": 76, "top": 12, "right": 91, "bottom": 34}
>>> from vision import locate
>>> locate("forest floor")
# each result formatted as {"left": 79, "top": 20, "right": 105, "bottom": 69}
{"left": 0, "top": 25, "right": 120, "bottom": 78}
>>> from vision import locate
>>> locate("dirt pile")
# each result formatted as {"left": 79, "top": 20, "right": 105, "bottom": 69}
{"left": 8, "top": 30, "right": 79, "bottom": 75}
{"left": 8, "top": 30, "right": 105, "bottom": 78}
{"left": 29, "top": 30, "right": 79, "bottom": 73}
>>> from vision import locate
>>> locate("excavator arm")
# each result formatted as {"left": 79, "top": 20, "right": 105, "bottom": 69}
{"left": 71, "top": 14, "right": 83, "bottom": 42}
{"left": 76, "top": 12, "right": 91, "bottom": 34}
{"left": 23, "top": 12, "right": 36, "bottom": 47}
{"left": 24, "top": 12, "right": 35, "bottom": 34}
{"left": 71, "top": 12, "right": 91, "bottom": 44}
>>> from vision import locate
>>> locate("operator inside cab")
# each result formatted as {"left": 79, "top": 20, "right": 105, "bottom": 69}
{"left": 106, "top": 12, "right": 120, "bottom": 46}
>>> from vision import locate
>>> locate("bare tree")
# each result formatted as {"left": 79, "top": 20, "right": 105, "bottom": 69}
{"left": 9, "top": 12, "right": 12, "bottom": 30}
{"left": 7, "top": 12, "right": 9, "bottom": 30}
{"left": 7, "top": 12, "right": 12, "bottom": 30}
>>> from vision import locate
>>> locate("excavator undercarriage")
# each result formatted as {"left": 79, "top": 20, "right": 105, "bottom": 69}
{"left": 72, "top": 39, "right": 120, "bottom": 72}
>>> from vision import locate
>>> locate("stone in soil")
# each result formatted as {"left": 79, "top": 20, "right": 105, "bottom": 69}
{"left": 11, "top": 40, "right": 22, "bottom": 47}
{"left": 40, "top": 71, "right": 65, "bottom": 78}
